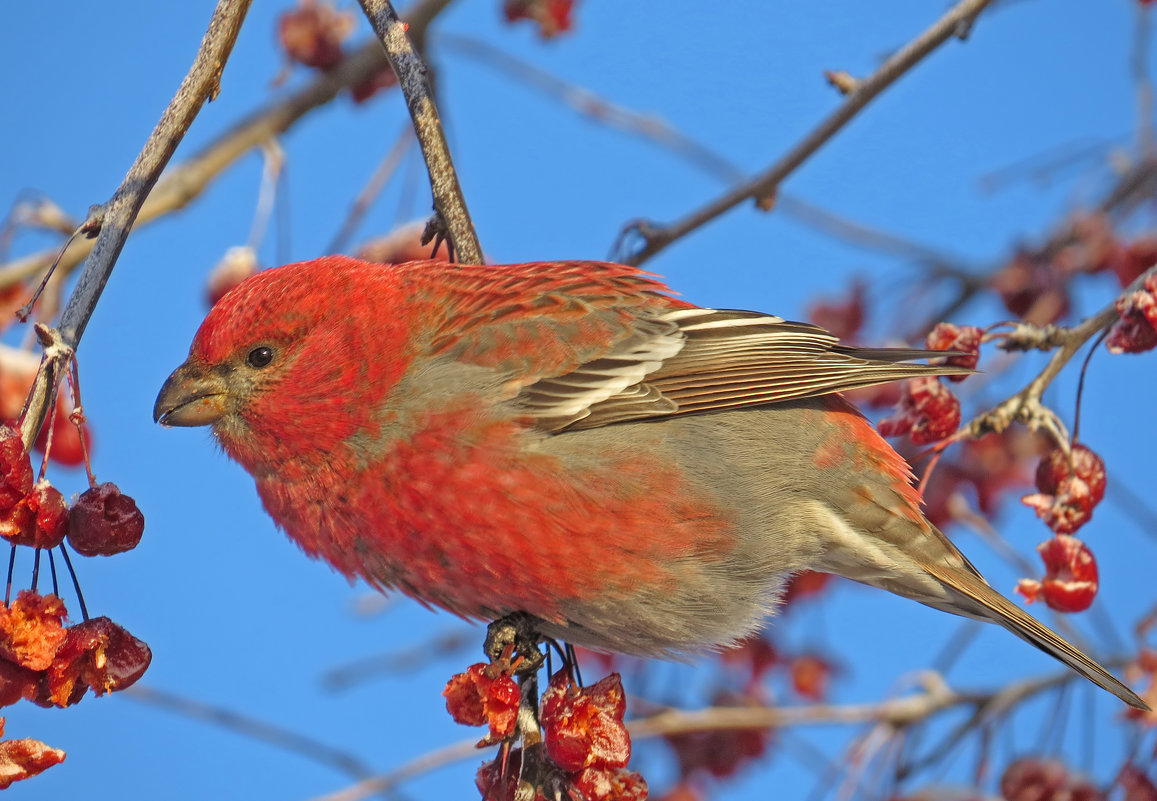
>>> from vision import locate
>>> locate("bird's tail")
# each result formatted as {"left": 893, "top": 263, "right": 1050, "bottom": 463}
{"left": 909, "top": 557, "right": 1147, "bottom": 710}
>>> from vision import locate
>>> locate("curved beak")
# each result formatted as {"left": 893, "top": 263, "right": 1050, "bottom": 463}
{"left": 154, "top": 361, "right": 229, "bottom": 427}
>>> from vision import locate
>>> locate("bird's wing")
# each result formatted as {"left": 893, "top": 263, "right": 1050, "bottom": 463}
{"left": 424, "top": 261, "right": 967, "bottom": 432}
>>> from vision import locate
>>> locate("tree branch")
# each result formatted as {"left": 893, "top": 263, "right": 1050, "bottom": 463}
{"left": 357, "top": 0, "right": 483, "bottom": 264}
{"left": 18, "top": 0, "right": 253, "bottom": 449}
{"left": 0, "top": 0, "right": 456, "bottom": 290}
{"left": 621, "top": 0, "right": 996, "bottom": 267}
{"left": 962, "top": 262, "right": 1157, "bottom": 444}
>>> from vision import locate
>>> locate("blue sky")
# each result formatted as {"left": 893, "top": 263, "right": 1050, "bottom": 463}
{"left": 1, "top": 1, "right": 1154, "bottom": 799}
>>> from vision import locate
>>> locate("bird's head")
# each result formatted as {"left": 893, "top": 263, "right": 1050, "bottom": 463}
{"left": 155, "top": 256, "right": 418, "bottom": 473}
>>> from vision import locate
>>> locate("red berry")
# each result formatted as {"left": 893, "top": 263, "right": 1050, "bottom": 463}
{"left": 925, "top": 322, "right": 982, "bottom": 379}
{"left": 877, "top": 377, "right": 961, "bottom": 444}
{"left": 442, "top": 663, "right": 519, "bottom": 742}
{"left": 540, "top": 670, "right": 631, "bottom": 772}
{"left": 503, "top": 0, "right": 575, "bottom": 38}
{"left": 1000, "top": 758, "right": 1071, "bottom": 801}
{"left": 0, "top": 425, "right": 32, "bottom": 512}
{"left": 277, "top": 0, "right": 352, "bottom": 70}
{"left": 1, "top": 480, "right": 69, "bottom": 550}
{"left": 44, "top": 617, "right": 152, "bottom": 707}
{"left": 1015, "top": 535, "right": 1098, "bottom": 613}
{"left": 0, "top": 591, "right": 67, "bottom": 672}
{"left": 807, "top": 282, "right": 865, "bottom": 342}
{"left": 571, "top": 766, "right": 649, "bottom": 801}
{"left": 1022, "top": 444, "right": 1105, "bottom": 535}
{"left": 67, "top": 482, "right": 144, "bottom": 556}
{"left": 1106, "top": 273, "right": 1157, "bottom": 354}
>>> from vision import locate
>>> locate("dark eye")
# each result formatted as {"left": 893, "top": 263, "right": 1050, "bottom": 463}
{"left": 246, "top": 346, "right": 274, "bottom": 369}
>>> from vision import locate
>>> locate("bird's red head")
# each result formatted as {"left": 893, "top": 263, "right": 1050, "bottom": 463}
{"left": 155, "top": 256, "right": 421, "bottom": 473}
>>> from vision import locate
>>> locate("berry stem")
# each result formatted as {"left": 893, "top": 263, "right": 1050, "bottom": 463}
{"left": 30, "top": 547, "right": 40, "bottom": 593}
{"left": 4, "top": 545, "right": 14, "bottom": 605}
{"left": 58, "top": 545, "right": 89, "bottom": 621}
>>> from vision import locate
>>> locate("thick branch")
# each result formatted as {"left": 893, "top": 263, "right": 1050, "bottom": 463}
{"left": 19, "top": 0, "right": 252, "bottom": 449}
{"left": 622, "top": 0, "right": 996, "bottom": 266}
{"left": 357, "top": 0, "right": 483, "bottom": 264}
{"left": 0, "top": 0, "right": 455, "bottom": 289}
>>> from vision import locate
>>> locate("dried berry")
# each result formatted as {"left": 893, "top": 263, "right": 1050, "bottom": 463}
{"left": 0, "top": 591, "right": 67, "bottom": 672}
{"left": 277, "top": 0, "right": 353, "bottom": 70}
{"left": 925, "top": 322, "right": 982, "bottom": 379}
{"left": 442, "top": 663, "right": 519, "bottom": 742}
{"left": 541, "top": 670, "right": 631, "bottom": 772}
{"left": 877, "top": 376, "right": 961, "bottom": 444}
{"left": 1, "top": 481, "right": 68, "bottom": 550}
{"left": 44, "top": 617, "right": 151, "bottom": 707}
{"left": 1022, "top": 444, "right": 1105, "bottom": 535}
{"left": 571, "top": 766, "right": 649, "bottom": 801}
{"left": 1015, "top": 535, "right": 1098, "bottom": 613}
{"left": 67, "top": 482, "right": 144, "bottom": 556}
{"left": 1106, "top": 272, "right": 1157, "bottom": 354}
{"left": 0, "top": 718, "right": 66, "bottom": 789}
{"left": 0, "top": 425, "right": 32, "bottom": 512}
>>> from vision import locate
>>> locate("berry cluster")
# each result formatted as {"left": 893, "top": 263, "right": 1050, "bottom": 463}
{"left": 446, "top": 661, "right": 645, "bottom": 801}
{"left": 1016, "top": 444, "right": 1107, "bottom": 613}
{"left": 878, "top": 375, "right": 961, "bottom": 445}
{"left": 878, "top": 323, "right": 980, "bottom": 445}
{"left": 0, "top": 426, "right": 143, "bottom": 557}
{"left": 0, "top": 410, "right": 149, "bottom": 789}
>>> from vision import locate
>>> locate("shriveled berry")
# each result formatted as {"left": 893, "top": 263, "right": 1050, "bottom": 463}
{"left": 1015, "top": 535, "right": 1099, "bottom": 613}
{"left": 1022, "top": 444, "right": 1105, "bottom": 535}
{"left": 1000, "top": 758, "right": 1070, "bottom": 801}
{"left": 0, "top": 591, "right": 67, "bottom": 672}
{"left": 67, "top": 482, "right": 144, "bottom": 556}
{"left": 0, "top": 720, "right": 66, "bottom": 789}
{"left": 503, "top": 0, "right": 575, "bottom": 38}
{"left": 44, "top": 617, "right": 151, "bottom": 707}
{"left": 1, "top": 481, "right": 69, "bottom": 550}
{"left": 571, "top": 766, "right": 649, "bottom": 801}
{"left": 541, "top": 670, "right": 630, "bottom": 772}
{"left": 1106, "top": 272, "right": 1157, "bottom": 354}
{"left": 442, "top": 663, "right": 519, "bottom": 742}
{"left": 925, "top": 322, "right": 982, "bottom": 380}
{"left": 277, "top": 0, "right": 353, "bottom": 70}
{"left": 877, "top": 376, "right": 961, "bottom": 444}
{"left": 0, "top": 425, "right": 32, "bottom": 512}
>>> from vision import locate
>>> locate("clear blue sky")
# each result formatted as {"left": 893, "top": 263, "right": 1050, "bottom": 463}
{"left": 1, "top": 1, "right": 1154, "bottom": 799}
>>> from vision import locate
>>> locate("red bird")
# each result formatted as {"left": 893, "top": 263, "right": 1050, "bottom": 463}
{"left": 154, "top": 256, "right": 1144, "bottom": 709}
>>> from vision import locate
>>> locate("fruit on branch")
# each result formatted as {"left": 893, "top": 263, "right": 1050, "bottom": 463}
{"left": 877, "top": 376, "right": 961, "bottom": 444}
{"left": 1022, "top": 444, "right": 1106, "bottom": 535}
{"left": 66, "top": 482, "right": 144, "bottom": 557}
{"left": 155, "top": 256, "right": 1145, "bottom": 709}
{"left": 1016, "top": 535, "right": 1098, "bottom": 614}
{"left": 1106, "top": 271, "right": 1157, "bottom": 354}
{"left": 925, "top": 322, "right": 982, "bottom": 378}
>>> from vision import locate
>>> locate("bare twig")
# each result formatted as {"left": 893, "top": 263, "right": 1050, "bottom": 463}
{"left": 18, "top": 0, "right": 253, "bottom": 449}
{"left": 125, "top": 685, "right": 378, "bottom": 784}
{"left": 621, "top": 0, "right": 996, "bottom": 266}
{"left": 327, "top": 123, "right": 415, "bottom": 254}
{"left": 0, "top": 0, "right": 456, "bottom": 289}
{"left": 442, "top": 33, "right": 973, "bottom": 274}
{"left": 357, "top": 0, "right": 483, "bottom": 264}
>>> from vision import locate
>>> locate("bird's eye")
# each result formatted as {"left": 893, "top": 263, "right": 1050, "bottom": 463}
{"left": 246, "top": 346, "right": 274, "bottom": 369}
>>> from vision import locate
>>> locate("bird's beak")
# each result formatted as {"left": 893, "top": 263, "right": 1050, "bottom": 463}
{"left": 154, "top": 361, "right": 229, "bottom": 427}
